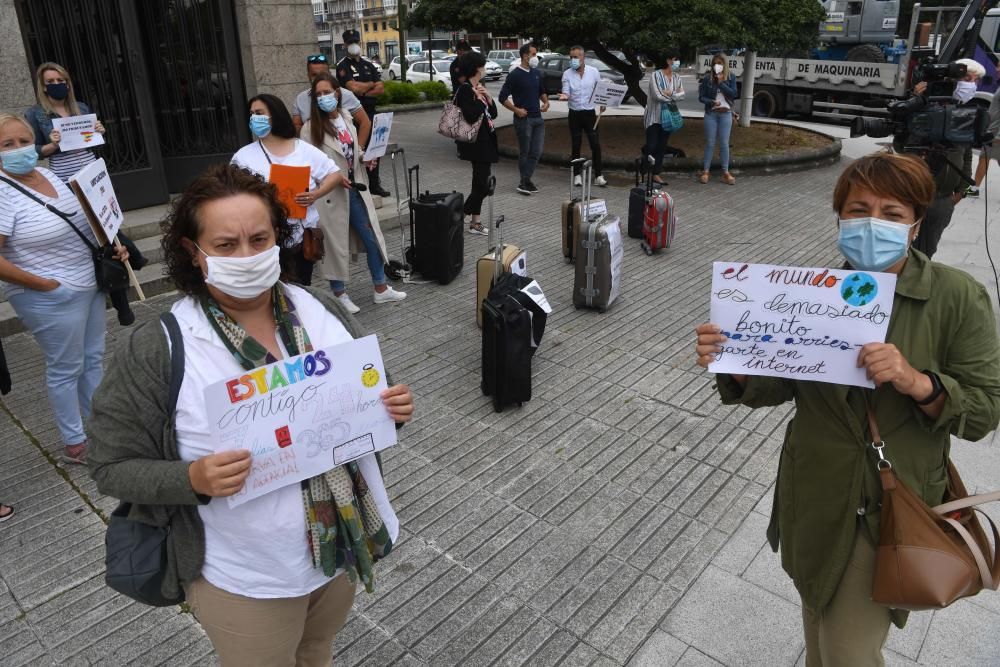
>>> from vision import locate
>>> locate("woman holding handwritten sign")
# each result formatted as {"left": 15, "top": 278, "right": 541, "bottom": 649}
{"left": 695, "top": 152, "right": 1000, "bottom": 665}
{"left": 24, "top": 62, "right": 106, "bottom": 184}
{"left": 87, "top": 164, "right": 413, "bottom": 666}
{"left": 231, "top": 94, "right": 343, "bottom": 287}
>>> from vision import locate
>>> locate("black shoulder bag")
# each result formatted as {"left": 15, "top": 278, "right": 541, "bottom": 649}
{"left": 0, "top": 176, "right": 130, "bottom": 292}
{"left": 104, "top": 312, "right": 187, "bottom": 606}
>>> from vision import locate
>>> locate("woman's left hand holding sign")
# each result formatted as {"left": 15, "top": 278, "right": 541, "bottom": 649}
{"left": 381, "top": 384, "right": 414, "bottom": 424}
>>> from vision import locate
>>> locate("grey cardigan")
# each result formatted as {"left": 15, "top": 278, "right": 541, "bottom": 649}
{"left": 87, "top": 287, "right": 370, "bottom": 601}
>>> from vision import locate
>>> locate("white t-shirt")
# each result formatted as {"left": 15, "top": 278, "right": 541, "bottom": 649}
{"left": 230, "top": 140, "right": 339, "bottom": 245}
{"left": 0, "top": 167, "right": 98, "bottom": 298}
{"left": 171, "top": 283, "right": 400, "bottom": 599}
{"left": 331, "top": 115, "right": 355, "bottom": 166}
{"left": 715, "top": 90, "right": 731, "bottom": 110}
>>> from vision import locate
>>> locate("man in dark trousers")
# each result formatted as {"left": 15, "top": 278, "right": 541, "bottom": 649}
{"left": 337, "top": 29, "right": 390, "bottom": 196}
{"left": 499, "top": 43, "right": 548, "bottom": 195}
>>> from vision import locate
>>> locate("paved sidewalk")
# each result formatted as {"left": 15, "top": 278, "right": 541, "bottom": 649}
{"left": 1, "top": 108, "right": 999, "bottom": 666}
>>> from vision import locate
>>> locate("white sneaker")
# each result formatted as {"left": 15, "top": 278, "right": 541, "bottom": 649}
{"left": 337, "top": 293, "right": 361, "bottom": 314}
{"left": 594, "top": 175, "right": 608, "bottom": 187}
{"left": 573, "top": 175, "right": 582, "bottom": 187}
{"left": 373, "top": 286, "right": 407, "bottom": 303}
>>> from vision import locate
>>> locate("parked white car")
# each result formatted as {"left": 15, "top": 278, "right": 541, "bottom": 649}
{"left": 387, "top": 56, "right": 451, "bottom": 82}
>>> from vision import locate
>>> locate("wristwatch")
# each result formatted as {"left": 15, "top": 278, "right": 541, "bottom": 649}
{"left": 915, "top": 370, "right": 944, "bottom": 406}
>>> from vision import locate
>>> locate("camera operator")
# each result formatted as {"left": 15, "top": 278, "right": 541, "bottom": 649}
{"left": 901, "top": 58, "right": 985, "bottom": 259}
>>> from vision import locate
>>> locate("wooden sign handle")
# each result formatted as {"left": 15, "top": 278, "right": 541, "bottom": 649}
{"left": 69, "top": 180, "right": 145, "bottom": 301}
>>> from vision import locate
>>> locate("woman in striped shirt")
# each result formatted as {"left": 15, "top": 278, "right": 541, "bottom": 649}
{"left": 0, "top": 113, "right": 127, "bottom": 465}
{"left": 24, "top": 62, "right": 106, "bottom": 184}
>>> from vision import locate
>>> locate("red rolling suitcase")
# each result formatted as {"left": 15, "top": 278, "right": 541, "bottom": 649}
{"left": 640, "top": 186, "right": 676, "bottom": 256}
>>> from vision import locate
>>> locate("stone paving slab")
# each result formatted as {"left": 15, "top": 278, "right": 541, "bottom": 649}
{"left": 0, "top": 107, "right": 998, "bottom": 666}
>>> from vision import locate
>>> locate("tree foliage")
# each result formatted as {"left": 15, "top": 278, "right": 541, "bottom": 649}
{"left": 410, "top": 0, "right": 824, "bottom": 105}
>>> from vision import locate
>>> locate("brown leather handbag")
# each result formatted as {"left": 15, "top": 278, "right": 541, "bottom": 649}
{"left": 866, "top": 404, "right": 1000, "bottom": 611}
{"left": 301, "top": 227, "right": 325, "bottom": 262}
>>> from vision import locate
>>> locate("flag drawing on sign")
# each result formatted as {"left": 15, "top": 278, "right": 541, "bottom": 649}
{"left": 275, "top": 425, "right": 292, "bottom": 448}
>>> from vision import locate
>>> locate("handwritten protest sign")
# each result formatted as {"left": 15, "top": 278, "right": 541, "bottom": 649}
{"left": 590, "top": 80, "right": 628, "bottom": 107}
{"left": 708, "top": 262, "right": 896, "bottom": 387}
{"left": 70, "top": 158, "right": 124, "bottom": 241}
{"left": 365, "top": 112, "right": 393, "bottom": 160}
{"left": 204, "top": 334, "right": 397, "bottom": 507}
{"left": 52, "top": 114, "right": 104, "bottom": 151}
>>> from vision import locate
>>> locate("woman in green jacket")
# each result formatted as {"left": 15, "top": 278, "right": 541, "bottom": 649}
{"left": 695, "top": 151, "right": 1000, "bottom": 666}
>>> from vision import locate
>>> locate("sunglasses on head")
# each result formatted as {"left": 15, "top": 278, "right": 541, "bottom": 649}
{"left": 307, "top": 55, "right": 328, "bottom": 64}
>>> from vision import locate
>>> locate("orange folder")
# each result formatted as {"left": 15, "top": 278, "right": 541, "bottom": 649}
{"left": 269, "top": 164, "right": 310, "bottom": 219}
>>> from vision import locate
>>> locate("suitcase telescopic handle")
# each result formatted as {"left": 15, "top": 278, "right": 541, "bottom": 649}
{"left": 486, "top": 172, "right": 496, "bottom": 249}
{"left": 408, "top": 164, "right": 420, "bottom": 202}
{"left": 645, "top": 154, "right": 656, "bottom": 197}
{"left": 493, "top": 214, "right": 505, "bottom": 283}
{"left": 570, "top": 157, "right": 587, "bottom": 197}
{"left": 581, "top": 159, "right": 593, "bottom": 221}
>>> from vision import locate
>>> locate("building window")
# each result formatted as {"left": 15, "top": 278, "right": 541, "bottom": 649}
{"left": 382, "top": 21, "right": 387, "bottom": 31}
{"left": 364, "top": 22, "right": 368, "bottom": 31}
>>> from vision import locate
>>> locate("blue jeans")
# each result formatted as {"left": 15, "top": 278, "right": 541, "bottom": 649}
{"left": 513, "top": 115, "right": 545, "bottom": 183}
{"left": 330, "top": 189, "right": 386, "bottom": 293}
{"left": 8, "top": 285, "right": 105, "bottom": 445}
{"left": 703, "top": 110, "right": 733, "bottom": 172}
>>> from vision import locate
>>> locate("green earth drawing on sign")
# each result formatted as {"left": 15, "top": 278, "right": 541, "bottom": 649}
{"left": 841, "top": 272, "right": 878, "bottom": 306}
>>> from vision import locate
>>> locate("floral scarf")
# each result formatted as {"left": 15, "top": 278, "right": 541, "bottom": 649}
{"left": 200, "top": 285, "right": 392, "bottom": 592}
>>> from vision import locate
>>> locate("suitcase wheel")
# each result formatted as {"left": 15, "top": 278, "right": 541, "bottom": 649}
{"left": 641, "top": 242, "right": 653, "bottom": 256}
{"left": 565, "top": 256, "right": 573, "bottom": 265}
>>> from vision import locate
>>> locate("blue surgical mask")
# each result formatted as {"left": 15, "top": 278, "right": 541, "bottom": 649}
{"left": 673, "top": 60, "right": 681, "bottom": 70}
{"left": 569, "top": 58, "right": 580, "bottom": 70}
{"left": 249, "top": 114, "right": 271, "bottom": 138}
{"left": 45, "top": 83, "right": 69, "bottom": 101}
{"left": 0, "top": 145, "right": 39, "bottom": 175}
{"left": 838, "top": 217, "right": 916, "bottom": 271}
{"left": 954, "top": 80, "right": 977, "bottom": 103}
{"left": 317, "top": 93, "right": 338, "bottom": 112}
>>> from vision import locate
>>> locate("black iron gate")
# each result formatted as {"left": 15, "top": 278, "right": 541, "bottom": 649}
{"left": 16, "top": 0, "right": 248, "bottom": 210}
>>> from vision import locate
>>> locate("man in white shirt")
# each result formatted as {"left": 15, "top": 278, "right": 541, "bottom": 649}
{"left": 291, "top": 54, "right": 363, "bottom": 136}
{"left": 559, "top": 45, "right": 607, "bottom": 187}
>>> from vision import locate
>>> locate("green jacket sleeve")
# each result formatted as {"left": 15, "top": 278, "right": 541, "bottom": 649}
{"left": 716, "top": 374, "right": 795, "bottom": 408}
{"left": 87, "top": 321, "right": 207, "bottom": 506}
{"left": 917, "top": 282, "right": 1000, "bottom": 440}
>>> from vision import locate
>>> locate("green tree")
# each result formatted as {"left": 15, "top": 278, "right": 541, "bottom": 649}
{"left": 410, "top": 0, "right": 824, "bottom": 105}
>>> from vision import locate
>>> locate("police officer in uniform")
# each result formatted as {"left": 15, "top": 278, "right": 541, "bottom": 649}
{"left": 337, "top": 29, "right": 390, "bottom": 197}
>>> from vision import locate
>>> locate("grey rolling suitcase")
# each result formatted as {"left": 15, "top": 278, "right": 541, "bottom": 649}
{"left": 572, "top": 163, "right": 624, "bottom": 312}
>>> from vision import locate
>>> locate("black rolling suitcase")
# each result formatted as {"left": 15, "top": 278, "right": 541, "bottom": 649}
{"left": 629, "top": 156, "right": 655, "bottom": 239}
{"left": 406, "top": 164, "right": 464, "bottom": 284}
{"left": 481, "top": 216, "right": 547, "bottom": 413}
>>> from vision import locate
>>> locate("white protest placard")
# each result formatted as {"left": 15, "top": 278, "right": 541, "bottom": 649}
{"left": 590, "top": 80, "right": 628, "bottom": 108}
{"left": 70, "top": 158, "right": 124, "bottom": 242}
{"left": 708, "top": 262, "right": 897, "bottom": 387}
{"left": 203, "top": 334, "right": 398, "bottom": 507}
{"left": 364, "top": 112, "right": 393, "bottom": 160}
{"left": 51, "top": 114, "right": 104, "bottom": 151}
{"left": 583, "top": 199, "right": 607, "bottom": 220}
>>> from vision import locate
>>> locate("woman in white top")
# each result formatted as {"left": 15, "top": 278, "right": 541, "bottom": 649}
{"left": 230, "top": 94, "right": 343, "bottom": 286}
{"left": 301, "top": 73, "right": 404, "bottom": 314}
{"left": 88, "top": 164, "right": 412, "bottom": 665}
{"left": 642, "top": 50, "right": 685, "bottom": 186}
{"left": 0, "top": 113, "right": 127, "bottom": 465}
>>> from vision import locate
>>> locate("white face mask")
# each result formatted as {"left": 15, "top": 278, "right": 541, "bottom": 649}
{"left": 713, "top": 63, "right": 724, "bottom": 74}
{"left": 528, "top": 56, "right": 539, "bottom": 69}
{"left": 198, "top": 244, "right": 281, "bottom": 300}
{"left": 954, "top": 80, "right": 977, "bottom": 103}
{"left": 347, "top": 44, "right": 362, "bottom": 57}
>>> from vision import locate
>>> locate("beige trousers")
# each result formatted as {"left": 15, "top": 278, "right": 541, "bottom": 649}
{"left": 185, "top": 574, "right": 356, "bottom": 667}
{"left": 801, "top": 524, "right": 892, "bottom": 667}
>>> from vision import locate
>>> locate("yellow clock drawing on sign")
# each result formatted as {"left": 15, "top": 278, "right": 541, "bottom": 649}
{"left": 361, "top": 363, "right": 380, "bottom": 388}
